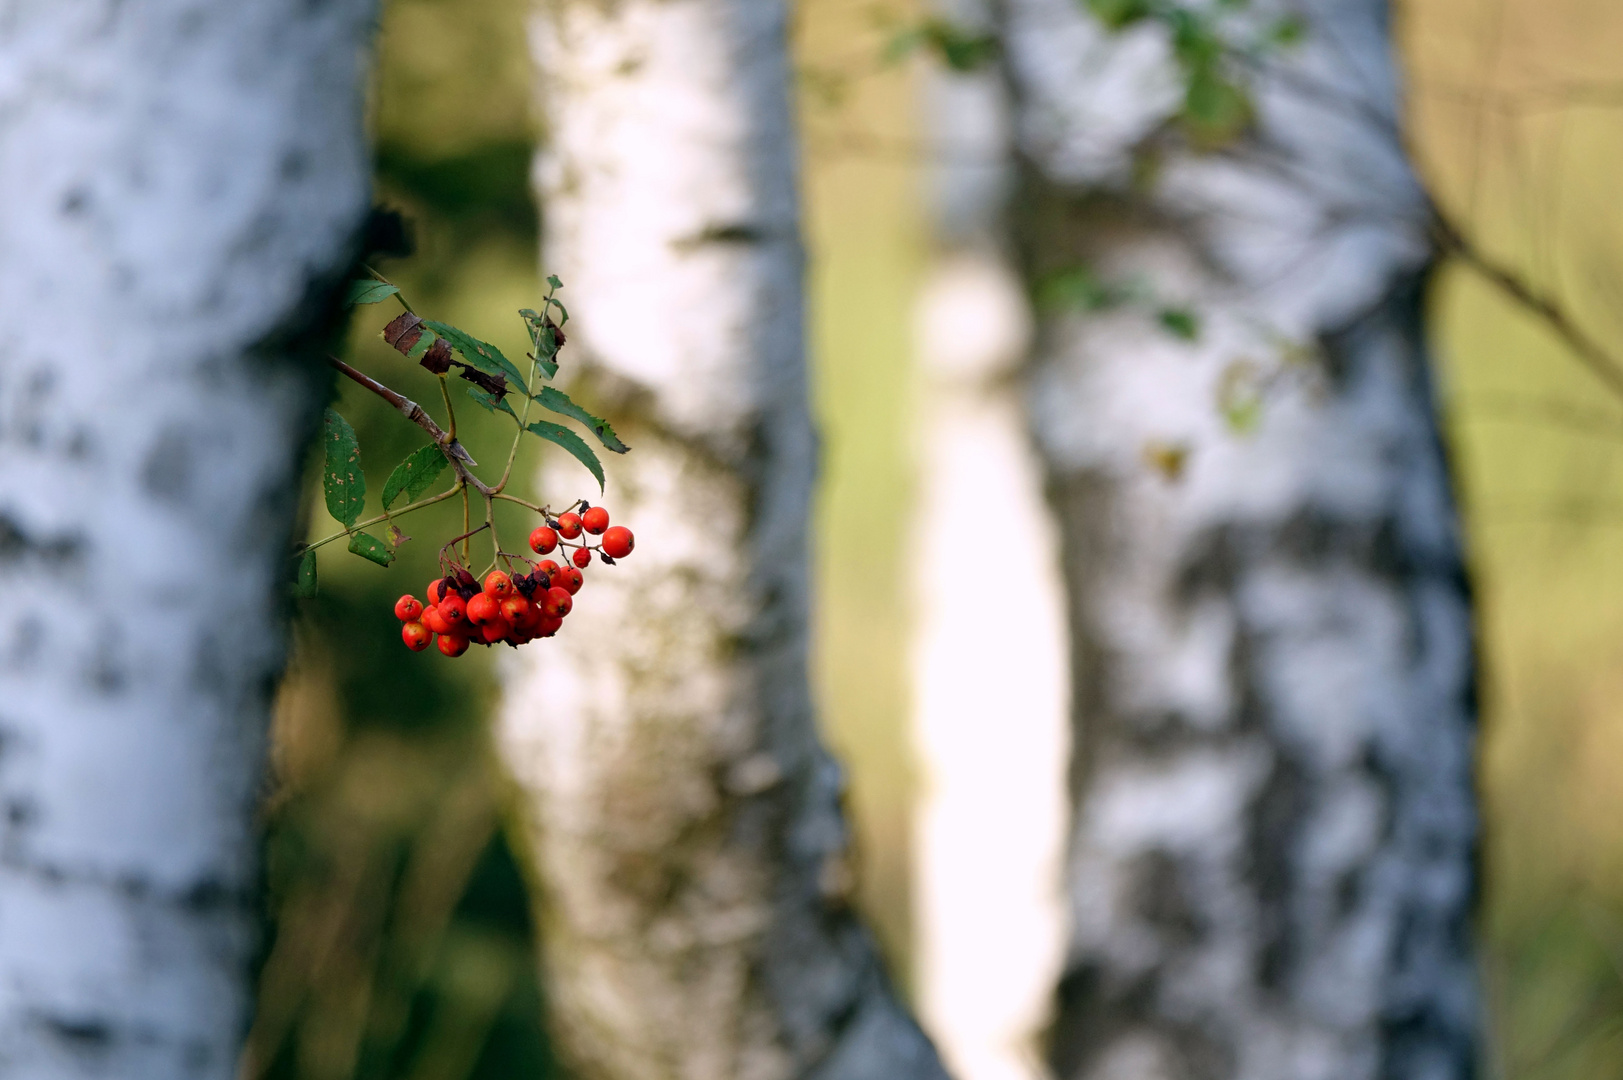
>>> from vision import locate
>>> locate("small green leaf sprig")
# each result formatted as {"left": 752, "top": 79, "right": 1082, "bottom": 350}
{"left": 292, "top": 273, "right": 628, "bottom": 598}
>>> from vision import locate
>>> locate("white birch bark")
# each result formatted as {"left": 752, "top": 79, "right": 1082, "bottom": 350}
{"left": 0, "top": 3, "right": 374, "bottom": 1077}
{"left": 1000, "top": 2, "right": 1480, "bottom": 1077}
{"left": 502, "top": 2, "right": 950, "bottom": 1078}
{"left": 908, "top": 12, "right": 1071, "bottom": 1080}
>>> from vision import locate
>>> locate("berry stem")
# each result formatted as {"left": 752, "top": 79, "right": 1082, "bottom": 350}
{"left": 299, "top": 482, "right": 465, "bottom": 554}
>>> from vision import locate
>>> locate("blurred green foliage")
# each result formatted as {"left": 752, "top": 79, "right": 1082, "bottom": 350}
{"left": 253, "top": 0, "right": 558, "bottom": 1076}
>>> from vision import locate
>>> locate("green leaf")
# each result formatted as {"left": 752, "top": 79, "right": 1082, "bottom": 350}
{"left": 1181, "top": 63, "right": 1252, "bottom": 148}
{"left": 405, "top": 327, "right": 439, "bottom": 362}
{"left": 294, "top": 549, "right": 318, "bottom": 598}
{"left": 466, "top": 386, "right": 518, "bottom": 419}
{"left": 535, "top": 386, "right": 630, "bottom": 453}
{"left": 347, "top": 531, "right": 395, "bottom": 567}
{"left": 382, "top": 445, "right": 450, "bottom": 510}
{"left": 546, "top": 274, "right": 563, "bottom": 290}
{"left": 526, "top": 420, "right": 605, "bottom": 491}
{"left": 1035, "top": 266, "right": 1120, "bottom": 313}
{"left": 1085, "top": 0, "right": 1152, "bottom": 30}
{"left": 422, "top": 320, "right": 529, "bottom": 394}
{"left": 1157, "top": 308, "right": 1201, "bottom": 341}
{"left": 548, "top": 298, "right": 569, "bottom": 325}
{"left": 344, "top": 280, "right": 400, "bottom": 307}
{"left": 322, "top": 408, "right": 366, "bottom": 528}
{"left": 519, "top": 309, "right": 560, "bottom": 378}
{"left": 1269, "top": 14, "right": 1305, "bottom": 46}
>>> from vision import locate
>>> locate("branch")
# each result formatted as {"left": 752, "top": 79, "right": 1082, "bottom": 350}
{"left": 1431, "top": 212, "right": 1623, "bottom": 406}
{"left": 326, "top": 355, "right": 495, "bottom": 496}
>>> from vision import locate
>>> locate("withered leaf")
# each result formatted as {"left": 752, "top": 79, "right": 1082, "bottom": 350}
{"left": 420, "top": 337, "right": 453, "bottom": 374}
{"left": 382, "top": 311, "right": 424, "bottom": 354}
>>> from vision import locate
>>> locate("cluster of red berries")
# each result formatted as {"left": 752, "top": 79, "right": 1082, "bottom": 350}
{"left": 394, "top": 504, "right": 635, "bottom": 657}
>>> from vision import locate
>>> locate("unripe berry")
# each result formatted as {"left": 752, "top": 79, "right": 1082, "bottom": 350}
{"left": 480, "top": 618, "right": 512, "bottom": 644}
{"left": 556, "top": 566, "right": 584, "bottom": 594}
{"left": 601, "top": 526, "right": 634, "bottom": 559}
{"left": 437, "top": 633, "right": 470, "bottom": 658}
{"left": 438, "top": 593, "right": 467, "bottom": 625}
{"left": 466, "top": 592, "right": 500, "bottom": 626}
{"left": 529, "top": 526, "right": 559, "bottom": 554}
{"left": 395, "top": 595, "right": 424, "bottom": 622}
{"left": 582, "top": 506, "right": 610, "bottom": 535}
{"left": 401, "top": 621, "right": 431, "bottom": 652}
{"left": 484, "top": 571, "right": 513, "bottom": 599}
{"left": 423, "top": 605, "right": 452, "bottom": 635}
{"left": 556, "top": 512, "right": 583, "bottom": 539}
{"left": 542, "top": 586, "right": 573, "bottom": 618}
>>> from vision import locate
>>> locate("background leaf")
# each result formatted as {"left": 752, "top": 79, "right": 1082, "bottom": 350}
{"left": 322, "top": 409, "right": 367, "bottom": 528}
{"left": 423, "top": 320, "right": 530, "bottom": 392}
{"left": 348, "top": 531, "right": 396, "bottom": 567}
{"left": 534, "top": 386, "right": 629, "bottom": 453}
{"left": 295, "top": 549, "right": 319, "bottom": 597}
{"left": 345, "top": 280, "right": 401, "bottom": 307}
{"left": 526, "top": 420, "right": 605, "bottom": 491}
{"left": 382, "top": 445, "right": 450, "bottom": 509}
{"left": 467, "top": 386, "right": 518, "bottom": 419}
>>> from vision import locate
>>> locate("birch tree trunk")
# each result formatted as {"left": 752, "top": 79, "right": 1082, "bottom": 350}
{"left": 501, "top": 2, "right": 950, "bottom": 1078}
{"left": 908, "top": 5, "right": 1070, "bottom": 1078}
{"left": 1000, "top": 2, "right": 1480, "bottom": 1077}
{"left": 0, "top": 4, "right": 373, "bottom": 1077}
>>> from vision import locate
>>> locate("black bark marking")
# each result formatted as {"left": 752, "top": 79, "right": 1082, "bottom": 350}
{"left": 1133, "top": 848, "right": 1205, "bottom": 950}
{"left": 40, "top": 1014, "right": 113, "bottom": 1052}
{"left": 0, "top": 512, "right": 84, "bottom": 567}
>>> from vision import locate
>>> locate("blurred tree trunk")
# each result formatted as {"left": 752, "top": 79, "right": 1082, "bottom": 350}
{"left": 0, "top": 3, "right": 373, "bottom": 1078}
{"left": 502, "top": 2, "right": 949, "bottom": 1078}
{"left": 907, "top": 4, "right": 1071, "bottom": 1078}
{"left": 1000, "top": 1, "right": 1480, "bottom": 1077}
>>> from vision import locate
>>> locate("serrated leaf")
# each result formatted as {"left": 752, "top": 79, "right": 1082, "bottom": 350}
{"left": 382, "top": 445, "right": 450, "bottom": 509}
{"left": 422, "top": 320, "right": 529, "bottom": 394}
{"left": 322, "top": 409, "right": 365, "bottom": 528}
{"left": 467, "top": 386, "right": 518, "bottom": 419}
{"left": 519, "top": 309, "right": 560, "bottom": 378}
{"left": 294, "top": 549, "right": 318, "bottom": 598}
{"left": 348, "top": 531, "right": 395, "bottom": 567}
{"left": 526, "top": 420, "right": 605, "bottom": 491}
{"left": 345, "top": 280, "right": 400, "bottom": 307}
{"left": 535, "top": 386, "right": 629, "bottom": 453}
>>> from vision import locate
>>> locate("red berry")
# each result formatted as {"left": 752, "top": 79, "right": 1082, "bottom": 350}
{"left": 422, "top": 605, "right": 451, "bottom": 634}
{"left": 529, "top": 526, "right": 559, "bottom": 554}
{"left": 427, "top": 579, "right": 446, "bottom": 606}
{"left": 480, "top": 618, "right": 512, "bottom": 644}
{"left": 466, "top": 592, "right": 500, "bottom": 626}
{"left": 556, "top": 512, "right": 583, "bottom": 539}
{"left": 534, "top": 559, "right": 561, "bottom": 584}
{"left": 542, "top": 586, "right": 573, "bottom": 618}
{"left": 538, "top": 613, "right": 563, "bottom": 637}
{"left": 401, "top": 621, "right": 431, "bottom": 652}
{"left": 438, "top": 593, "right": 467, "bottom": 625}
{"left": 582, "top": 506, "right": 610, "bottom": 535}
{"left": 572, "top": 546, "right": 592, "bottom": 569}
{"left": 556, "top": 566, "right": 584, "bottom": 594}
{"left": 395, "top": 594, "right": 424, "bottom": 622}
{"left": 501, "top": 595, "right": 535, "bottom": 629}
{"left": 437, "top": 633, "right": 470, "bottom": 658}
{"left": 484, "top": 571, "right": 513, "bottom": 599}
{"left": 601, "top": 526, "right": 634, "bottom": 559}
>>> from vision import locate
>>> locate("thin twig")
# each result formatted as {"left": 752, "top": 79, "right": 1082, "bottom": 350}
{"left": 326, "top": 356, "right": 495, "bottom": 496}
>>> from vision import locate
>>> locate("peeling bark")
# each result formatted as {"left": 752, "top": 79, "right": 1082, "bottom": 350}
{"left": 0, "top": 3, "right": 374, "bottom": 1078}
{"left": 501, "top": 2, "right": 950, "bottom": 1079}
{"left": 1000, "top": 2, "right": 1480, "bottom": 1078}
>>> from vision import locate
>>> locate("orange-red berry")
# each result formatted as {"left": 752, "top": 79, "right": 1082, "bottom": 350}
{"left": 501, "top": 595, "right": 535, "bottom": 629}
{"left": 438, "top": 593, "right": 467, "bottom": 625}
{"left": 555, "top": 566, "right": 584, "bottom": 594}
{"left": 401, "top": 621, "right": 432, "bottom": 652}
{"left": 529, "top": 526, "right": 559, "bottom": 554}
{"left": 582, "top": 506, "right": 610, "bottom": 535}
{"left": 484, "top": 571, "right": 513, "bottom": 599}
{"left": 534, "top": 559, "right": 561, "bottom": 584}
{"left": 571, "top": 546, "right": 591, "bottom": 569}
{"left": 427, "top": 579, "right": 446, "bottom": 606}
{"left": 538, "top": 613, "right": 563, "bottom": 637}
{"left": 542, "top": 586, "right": 573, "bottom": 618}
{"left": 556, "top": 512, "right": 583, "bottom": 539}
{"left": 395, "top": 594, "right": 424, "bottom": 622}
{"left": 422, "top": 605, "right": 451, "bottom": 635}
{"left": 466, "top": 592, "right": 500, "bottom": 626}
{"left": 601, "top": 526, "right": 634, "bottom": 559}
{"left": 480, "top": 618, "right": 512, "bottom": 644}
{"left": 437, "top": 633, "right": 470, "bottom": 657}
